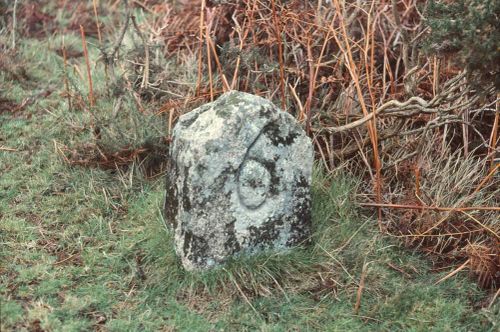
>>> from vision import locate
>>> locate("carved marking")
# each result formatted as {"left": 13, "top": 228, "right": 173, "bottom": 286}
{"left": 235, "top": 107, "right": 278, "bottom": 210}
{"left": 238, "top": 159, "right": 271, "bottom": 209}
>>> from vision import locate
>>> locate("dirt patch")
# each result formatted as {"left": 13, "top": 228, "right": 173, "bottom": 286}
{"left": 54, "top": 46, "right": 83, "bottom": 59}
{"left": 58, "top": 140, "right": 169, "bottom": 178}
{"left": 0, "top": 97, "right": 21, "bottom": 115}
{"left": 21, "top": 4, "right": 57, "bottom": 38}
{"left": 0, "top": 51, "right": 32, "bottom": 86}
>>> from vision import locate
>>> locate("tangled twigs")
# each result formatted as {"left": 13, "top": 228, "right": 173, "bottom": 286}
{"left": 131, "top": 15, "right": 150, "bottom": 89}
{"left": 318, "top": 96, "right": 432, "bottom": 133}
{"left": 136, "top": 0, "right": 499, "bottom": 288}
{"left": 96, "top": 1, "right": 131, "bottom": 69}
{"left": 319, "top": 74, "right": 496, "bottom": 137}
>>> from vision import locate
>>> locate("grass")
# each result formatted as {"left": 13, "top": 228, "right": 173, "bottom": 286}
{"left": 1, "top": 8, "right": 499, "bottom": 332}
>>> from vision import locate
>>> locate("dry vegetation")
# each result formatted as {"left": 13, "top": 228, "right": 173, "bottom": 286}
{"left": 137, "top": 0, "right": 499, "bottom": 289}
{"left": 2, "top": 0, "right": 498, "bottom": 296}
{"left": 1, "top": 0, "right": 499, "bottom": 330}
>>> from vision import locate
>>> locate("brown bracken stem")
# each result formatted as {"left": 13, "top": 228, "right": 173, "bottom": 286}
{"left": 270, "top": 0, "right": 286, "bottom": 110}
{"left": 62, "top": 41, "right": 72, "bottom": 112}
{"left": 80, "top": 25, "right": 95, "bottom": 107}
{"left": 92, "top": 0, "right": 103, "bottom": 45}
{"left": 196, "top": 0, "right": 207, "bottom": 96}
{"left": 360, "top": 202, "right": 500, "bottom": 212}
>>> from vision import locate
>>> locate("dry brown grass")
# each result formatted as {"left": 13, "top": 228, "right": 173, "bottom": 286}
{"left": 8, "top": 0, "right": 495, "bottom": 289}
{"left": 144, "top": 0, "right": 498, "bottom": 289}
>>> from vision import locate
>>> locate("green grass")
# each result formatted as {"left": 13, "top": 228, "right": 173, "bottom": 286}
{"left": 1, "top": 17, "right": 498, "bottom": 332}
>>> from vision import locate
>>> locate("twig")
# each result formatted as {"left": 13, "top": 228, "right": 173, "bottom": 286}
{"left": 489, "top": 288, "right": 499, "bottom": 309}
{"left": 473, "top": 163, "right": 500, "bottom": 194}
{"left": 489, "top": 95, "right": 499, "bottom": 170}
{"left": 208, "top": 37, "right": 230, "bottom": 92}
{"left": 354, "top": 261, "right": 370, "bottom": 314}
{"left": 132, "top": 0, "right": 155, "bottom": 14}
{"left": 288, "top": 83, "right": 304, "bottom": 117}
{"left": 11, "top": 0, "right": 18, "bottom": 49}
{"left": 196, "top": 0, "right": 207, "bottom": 96}
{"left": 131, "top": 16, "right": 150, "bottom": 89}
{"left": 391, "top": 0, "right": 417, "bottom": 96}
{"left": 0, "top": 146, "right": 18, "bottom": 152}
{"left": 110, "top": 4, "right": 131, "bottom": 65}
{"left": 62, "top": 38, "right": 72, "bottom": 111}
{"left": 460, "top": 211, "right": 499, "bottom": 240}
{"left": 92, "top": 0, "right": 111, "bottom": 96}
{"left": 53, "top": 253, "right": 80, "bottom": 266}
{"left": 205, "top": 8, "right": 214, "bottom": 101}
{"left": 320, "top": 84, "right": 495, "bottom": 134}
{"left": 360, "top": 202, "right": 500, "bottom": 212}
{"left": 435, "top": 259, "right": 469, "bottom": 285}
{"left": 92, "top": 0, "right": 103, "bottom": 45}
{"left": 305, "top": 40, "right": 315, "bottom": 133}
{"left": 230, "top": 11, "right": 249, "bottom": 90}
{"left": 270, "top": 0, "right": 286, "bottom": 110}
{"left": 204, "top": 8, "right": 229, "bottom": 92}
{"left": 387, "top": 262, "right": 413, "bottom": 278}
{"left": 80, "top": 25, "right": 95, "bottom": 107}
{"left": 331, "top": 0, "right": 383, "bottom": 231}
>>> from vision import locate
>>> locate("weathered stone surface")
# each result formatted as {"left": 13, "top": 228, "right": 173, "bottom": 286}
{"left": 164, "top": 91, "right": 313, "bottom": 270}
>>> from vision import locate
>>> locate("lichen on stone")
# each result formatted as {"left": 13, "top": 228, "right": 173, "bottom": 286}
{"left": 164, "top": 91, "right": 313, "bottom": 270}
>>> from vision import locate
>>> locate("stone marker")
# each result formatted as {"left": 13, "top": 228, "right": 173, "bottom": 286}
{"left": 164, "top": 91, "right": 313, "bottom": 270}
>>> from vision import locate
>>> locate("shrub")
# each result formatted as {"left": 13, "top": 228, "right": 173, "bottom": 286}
{"left": 423, "top": 0, "right": 500, "bottom": 89}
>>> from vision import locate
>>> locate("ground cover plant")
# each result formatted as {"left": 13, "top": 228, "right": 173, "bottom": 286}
{"left": 1, "top": 0, "right": 499, "bottom": 331}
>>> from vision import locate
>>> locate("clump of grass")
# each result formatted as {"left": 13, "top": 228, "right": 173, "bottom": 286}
{"left": 386, "top": 142, "right": 499, "bottom": 289}
{"left": 1, "top": 102, "right": 497, "bottom": 329}
{"left": 140, "top": 165, "right": 359, "bottom": 302}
